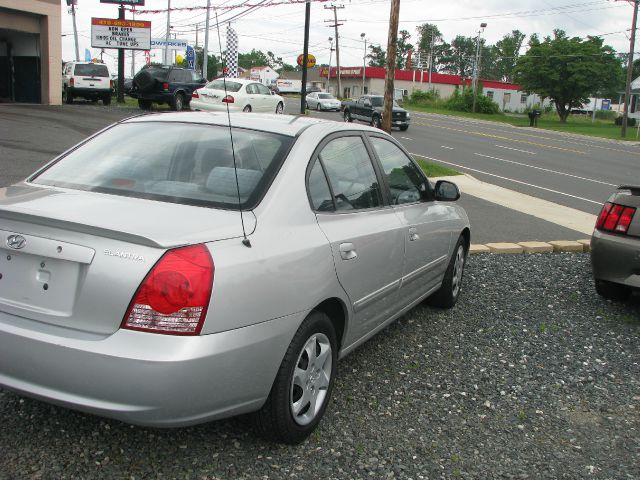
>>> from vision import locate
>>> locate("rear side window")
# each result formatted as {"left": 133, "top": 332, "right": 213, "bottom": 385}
{"left": 146, "top": 68, "right": 169, "bottom": 81}
{"left": 308, "top": 160, "right": 334, "bottom": 212}
{"left": 74, "top": 64, "right": 109, "bottom": 77}
{"left": 206, "top": 80, "right": 242, "bottom": 92}
{"left": 318, "top": 136, "right": 382, "bottom": 211}
{"left": 31, "top": 123, "right": 294, "bottom": 210}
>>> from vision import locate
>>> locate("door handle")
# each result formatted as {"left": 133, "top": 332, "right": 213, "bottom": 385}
{"left": 339, "top": 242, "right": 358, "bottom": 260}
{"left": 409, "top": 227, "right": 420, "bottom": 242}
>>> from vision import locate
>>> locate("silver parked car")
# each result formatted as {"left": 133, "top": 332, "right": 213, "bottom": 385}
{"left": 591, "top": 185, "right": 639, "bottom": 300}
{"left": 0, "top": 112, "right": 470, "bottom": 444}
{"left": 306, "top": 92, "right": 342, "bottom": 111}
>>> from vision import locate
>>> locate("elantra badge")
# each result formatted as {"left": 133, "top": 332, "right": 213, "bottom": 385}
{"left": 6, "top": 234, "right": 26, "bottom": 250}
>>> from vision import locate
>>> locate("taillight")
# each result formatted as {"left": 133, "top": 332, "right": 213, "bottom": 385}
{"left": 222, "top": 95, "right": 234, "bottom": 103}
{"left": 69, "top": 78, "right": 75, "bottom": 87}
{"left": 192, "top": 89, "right": 200, "bottom": 99}
{"left": 110, "top": 80, "right": 114, "bottom": 89}
{"left": 595, "top": 201, "right": 636, "bottom": 235}
{"left": 162, "top": 82, "right": 169, "bottom": 91}
{"left": 122, "top": 244, "right": 214, "bottom": 335}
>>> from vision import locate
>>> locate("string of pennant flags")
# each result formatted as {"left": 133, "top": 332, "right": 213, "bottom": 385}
{"left": 125, "top": 0, "right": 330, "bottom": 14}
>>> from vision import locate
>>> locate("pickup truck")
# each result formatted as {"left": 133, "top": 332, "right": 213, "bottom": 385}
{"left": 342, "top": 95, "right": 410, "bottom": 131}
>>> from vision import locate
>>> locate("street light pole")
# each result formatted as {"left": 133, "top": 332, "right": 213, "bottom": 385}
{"left": 361, "top": 33, "right": 366, "bottom": 95}
{"left": 622, "top": 0, "right": 639, "bottom": 138}
{"left": 203, "top": 0, "right": 211, "bottom": 80}
{"left": 327, "top": 37, "right": 333, "bottom": 93}
{"left": 164, "top": 0, "right": 171, "bottom": 65}
{"left": 472, "top": 22, "right": 487, "bottom": 114}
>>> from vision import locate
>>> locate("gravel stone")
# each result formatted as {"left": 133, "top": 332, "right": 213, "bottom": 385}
{"left": 1, "top": 252, "right": 639, "bottom": 479}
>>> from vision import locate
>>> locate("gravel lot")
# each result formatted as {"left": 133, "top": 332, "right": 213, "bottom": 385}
{"left": 0, "top": 253, "right": 638, "bottom": 479}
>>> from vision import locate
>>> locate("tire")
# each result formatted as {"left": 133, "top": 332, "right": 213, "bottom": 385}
{"left": 243, "top": 105, "right": 252, "bottom": 113}
{"left": 343, "top": 110, "right": 352, "bottom": 122}
{"left": 400, "top": 125, "right": 409, "bottom": 131}
{"left": 305, "top": 102, "right": 309, "bottom": 110}
{"left": 64, "top": 89, "right": 73, "bottom": 105}
{"left": 171, "top": 93, "right": 184, "bottom": 111}
{"left": 275, "top": 102, "right": 284, "bottom": 114}
{"left": 427, "top": 235, "right": 467, "bottom": 308}
{"left": 595, "top": 279, "right": 632, "bottom": 301}
{"left": 138, "top": 99, "right": 152, "bottom": 110}
{"left": 102, "top": 95, "right": 111, "bottom": 106}
{"left": 316, "top": 103, "right": 321, "bottom": 111}
{"left": 253, "top": 310, "right": 337, "bottom": 445}
{"left": 372, "top": 116, "right": 382, "bottom": 129}
{"left": 133, "top": 69, "right": 155, "bottom": 93}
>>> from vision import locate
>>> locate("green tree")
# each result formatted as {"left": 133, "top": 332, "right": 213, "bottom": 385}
{"left": 396, "top": 30, "right": 414, "bottom": 69}
{"left": 440, "top": 36, "right": 476, "bottom": 77}
{"left": 415, "top": 23, "right": 446, "bottom": 72}
{"left": 515, "top": 30, "right": 623, "bottom": 122}
{"left": 492, "top": 30, "right": 526, "bottom": 82}
{"left": 367, "top": 44, "right": 386, "bottom": 67}
{"left": 238, "top": 49, "right": 271, "bottom": 70}
{"left": 195, "top": 49, "right": 218, "bottom": 80}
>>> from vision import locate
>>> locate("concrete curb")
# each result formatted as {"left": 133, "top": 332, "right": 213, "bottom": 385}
{"left": 470, "top": 239, "right": 592, "bottom": 255}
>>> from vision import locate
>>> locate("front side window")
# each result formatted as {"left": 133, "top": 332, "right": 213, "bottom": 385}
{"left": 319, "top": 136, "right": 382, "bottom": 211}
{"left": 31, "top": 122, "right": 294, "bottom": 210}
{"left": 318, "top": 94, "right": 333, "bottom": 99}
{"left": 256, "top": 84, "right": 270, "bottom": 95}
{"left": 370, "top": 137, "right": 425, "bottom": 205}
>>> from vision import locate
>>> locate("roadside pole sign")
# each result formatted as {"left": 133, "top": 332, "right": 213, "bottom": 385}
{"left": 91, "top": 18, "right": 151, "bottom": 50}
{"left": 601, "top": 99, "right": 611, "bottom": 111}
{"left": 186, "top": 46, "right": 195, "bottom": 70}
{"left": 144, "top": 50, "right": 151, "bottom": 65}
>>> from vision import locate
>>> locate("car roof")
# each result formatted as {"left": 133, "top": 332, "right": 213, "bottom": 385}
{"left": 122, "top": 112, "right": 380, "bottom": 138}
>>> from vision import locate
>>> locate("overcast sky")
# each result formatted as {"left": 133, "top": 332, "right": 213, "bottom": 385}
{"left": 61, "top": 0, "right": 635, "bottom": 75}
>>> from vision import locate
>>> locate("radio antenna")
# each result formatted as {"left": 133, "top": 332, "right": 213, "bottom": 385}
{"left": 214, "top": 11, "right": 251, "bottom": 248}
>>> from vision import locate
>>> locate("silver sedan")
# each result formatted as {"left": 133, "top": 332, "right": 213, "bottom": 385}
{"left": 306, "top": 92, "right": 342, "bottom": 111}
{"left": 0, "top": 112, "right": 470, "bottom": 444}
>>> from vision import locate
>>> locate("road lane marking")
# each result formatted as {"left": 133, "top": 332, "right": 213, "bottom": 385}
{"left": 400, "top": 137, "right": 413, "bottom": 140}
{"left": 494, "top": 145, "right": 537, "bottom": 155}
{"left": 413, "top": 122, "right": 587, "bottom": 155}
{"left": 441, "top": 145, "right": 455, "bottom": 150}
{"left": 473, "top": 153, "right": 617, "bottom": 187}
{"left": 411, "top": 152, "right": 602, "bottom": 205}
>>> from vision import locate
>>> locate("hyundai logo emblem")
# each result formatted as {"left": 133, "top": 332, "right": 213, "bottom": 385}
{"left": 6, "top": 234, "right": 26, "bottom": 250}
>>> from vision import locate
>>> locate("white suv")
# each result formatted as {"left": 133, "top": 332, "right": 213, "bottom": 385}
{"left": 62, "top": 62, "right": 113, "bottom": 105}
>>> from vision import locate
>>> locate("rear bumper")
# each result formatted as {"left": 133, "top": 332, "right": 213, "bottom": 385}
{"left": 129, "top": 91, "right": 174, "bottom": 103}
{"left": 190, "top": 99, "right": 242, "bottom": 112}
{"left": 67, "top": 87, "right": 111, "bottom": 98}
{"left": 0, "top": 311, "right": 303, "bottom": 427}
{"left": 591, "top": 229, "right": 640, "bottom": 288}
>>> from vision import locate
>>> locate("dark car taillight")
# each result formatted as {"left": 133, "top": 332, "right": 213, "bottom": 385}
{"left": 69, "top": 78, "right": 75, "bottom": 87}
{"left": 162, "top": 82, "right": 169, "bottom": 91}
{"left": 122, "top": 244, "right": 214, "bottom": 335}
{"left": 595, "top": 201, "right": 636, "bottom": 235}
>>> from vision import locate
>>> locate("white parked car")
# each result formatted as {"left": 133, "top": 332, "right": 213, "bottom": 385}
{"left": 306, "top": 92, "right": 341, "bottom": 111}
{"left": 190, "top": 78, "right": 285, "bottom": 114}
{"left": 62, "top": 61, "right": 113, "bottom": 105}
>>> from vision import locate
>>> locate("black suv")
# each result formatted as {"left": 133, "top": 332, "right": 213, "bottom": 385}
{"left": 130, "top": 65, "right": 206, "bottom": 111}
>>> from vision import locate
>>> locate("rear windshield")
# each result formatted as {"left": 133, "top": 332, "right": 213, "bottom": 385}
{"left": 318, "top": 94, "right": 334, "bottom": 99}
{"left": 74, "top": 64, "right": 109, "bottom": 77}
{"left": 144, "top": 67, "right": 170, "bottom": 81}
{"left": 205, "top": 80, "right": 243, "bottom": 92}
{"left": 31, "top": 122, "right": 294, "bottom": 210}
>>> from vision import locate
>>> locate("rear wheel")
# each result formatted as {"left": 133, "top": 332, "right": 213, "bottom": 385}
{"left": 427, "top": 235, "right": 467, "bottom": 308}
{"left": 138, "top": 99, "right": 152, "bottom": 110}
{"left": 595, "top": 279, "right": 632, "bottom": 301}
{"left": 64, "top": 89, "right": 73, "bottom": 104}
{"left": 343, "top": 110, "right": 352, "bottom": 122}
{"left": 372, "top": 115, "right": 382, "bottom": 129}
{"left": 253, "top": 311, "right": 337, "bottom": 444}
{"left": 400, "top": 125, "right": 408, "bottom": 131}
{"left": 102, "top": 95, "right": 111, "bottom": 106}
{"left": 243, "top": 105, "right": 252, "bottom": 113}
{"left": 275, "top": 102, "right": 284, "bottom": 114}
{"left": 171, "top": 93, "right": 184, "bottom": 111}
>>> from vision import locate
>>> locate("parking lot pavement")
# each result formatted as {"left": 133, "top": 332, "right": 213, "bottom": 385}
{"left": 1, "top": 253, "right": 638, "bottom": 479}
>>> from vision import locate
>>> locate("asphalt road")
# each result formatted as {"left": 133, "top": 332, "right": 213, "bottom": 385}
{"left": 309, "top": 108, "right": 638, "bottom": 215}
{"left": 0, "top": 103, "right": 595, "bottom": 243}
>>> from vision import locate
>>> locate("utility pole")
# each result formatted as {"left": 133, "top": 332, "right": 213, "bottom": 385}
{"left": 622, "top": 0, "right": 639, "bottom": 138}
{"left": 165, "top": 0, "right": 171, "bottom": 65}
{"left": 471, "top": 22, "right": 487, "bottom": 114}
{"left": 203, "top": 0, "right": 211, "bottom": 79}
{"left": 117, "top": 3, "right": 125, "bottom": 103}
{"left": 361, "top": 33, "right": 367, "bottom": 95}
{"left": 68, "top": 0, "right": 80, "bottom": 62}
{"left": 324, "top": 4, "right": 345, "bottom": 97}
{"left": 301, "top": 0, "right": 311, "bottom": 114}
{"left": 382, "top": 0, "right": 400, "bottom": 133}
{"left": 326, "top": 37, "right": 333, "bottom": 93}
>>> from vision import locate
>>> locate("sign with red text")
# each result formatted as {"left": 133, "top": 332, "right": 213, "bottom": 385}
{"left": 91, "top": 18, "right": 151, "bottom": 50}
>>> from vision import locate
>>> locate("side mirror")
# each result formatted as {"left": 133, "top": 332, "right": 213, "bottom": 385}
{"left": 434, "top": 180, "right": 460, "bottom": 201}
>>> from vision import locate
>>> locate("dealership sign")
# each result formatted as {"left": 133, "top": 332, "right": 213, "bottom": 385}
{"left": 320, "top": 67, "right": 363, "bottom": 77}
{"left": 91, "top": 18, "right": 151, "bottom": 50}
{"left": 150, "top": 38, "right": 188, "bottom": 50}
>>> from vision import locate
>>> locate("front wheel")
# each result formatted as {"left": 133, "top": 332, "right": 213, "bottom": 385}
{"left": 316, "top": 103, "right": 321, "bottom": 111}
{"left": 595, "top": 279, "right": 631, "bottom": 301}
{"left": 253, "top": 311, "right": 337, "bottom": 444}
{"left": 400, "top": 125, "right": 409, "bottom": 131}
{"left": 343, "top": 110, "right": 352, "bottom": 122}
{"left": 427, "top": 235, "right": 467, "bottom": 308}
{"left": 372, "top": 116, "right": 382, "bottom": 129}
{"left": 275, "top": 102, "right": 284, "bottom": 114}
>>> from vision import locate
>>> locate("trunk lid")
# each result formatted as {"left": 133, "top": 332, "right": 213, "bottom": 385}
{"left": 0, "top": 183, "right": 255, "bottom": 334}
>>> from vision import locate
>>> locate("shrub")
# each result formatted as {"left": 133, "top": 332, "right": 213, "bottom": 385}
{"left": 614, "top": 116, "right": 636, "bottom": 127}
{"left": 410, "top": 89, "right": 439, "bottom": 103}
{"left": 595, "top": 110, "right": 617, "bottom": 121}
{"left": 443, "top": 88, "right": 500, "bottom": 114}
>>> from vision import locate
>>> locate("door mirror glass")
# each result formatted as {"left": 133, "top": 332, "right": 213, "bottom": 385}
{"left": 434, "top": 180, "right": 460, "bottom": 201}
